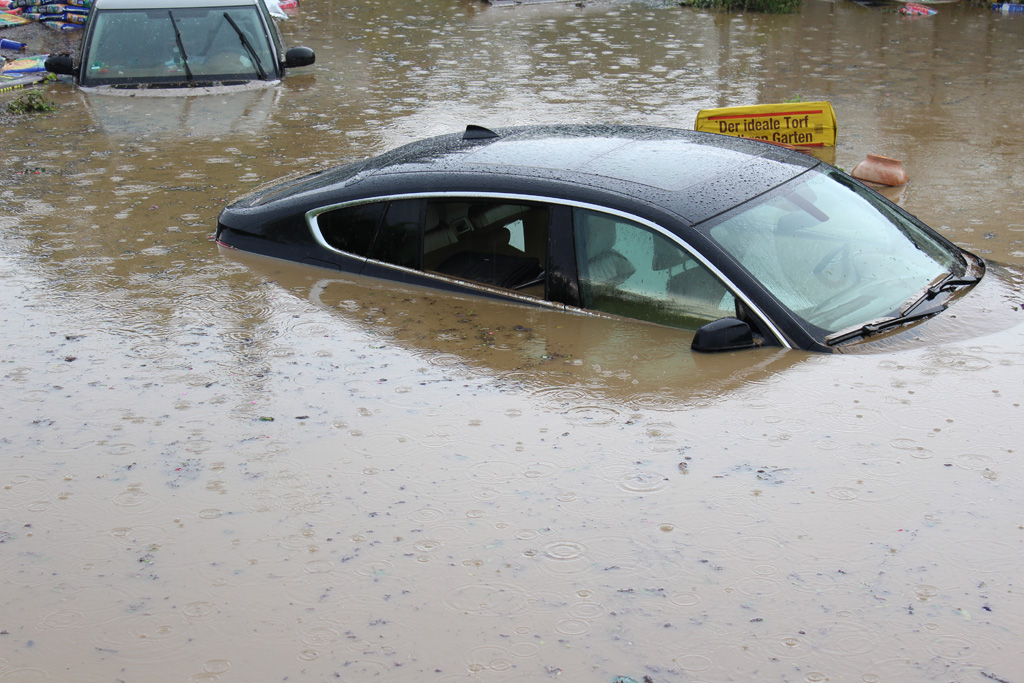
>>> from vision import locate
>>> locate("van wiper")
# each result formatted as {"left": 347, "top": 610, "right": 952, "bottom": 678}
{"left": 167, "top": 10, "right": 194, "bottom": 82}
{"left": 222, "top": 12, "right": 267, "bottom": 80}
{"left": 825, "top": 299, "right": 948, "bottom": 346}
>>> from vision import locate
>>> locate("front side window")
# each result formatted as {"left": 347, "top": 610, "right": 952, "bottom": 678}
{"left": 709, "top": 170, "right": 961, "bottom": 333}
{"left": 82, "top": 6, "right": 277, "bottom": 87}
{"left": 423, "top": 199, "right": 548, "bottom": 294}
{"left": 573, "top": 208, "right": 736, "bottom": 330}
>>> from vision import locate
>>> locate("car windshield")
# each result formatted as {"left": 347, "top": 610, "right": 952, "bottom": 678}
{"left": 81, "top": 6, "right": 277, "bottom": 87}
{"left": 709, "top": 169, "right": 964, "bottom": 333}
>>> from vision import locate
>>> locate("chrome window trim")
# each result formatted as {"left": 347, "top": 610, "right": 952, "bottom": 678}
{"left": 306, "top": 191, "right": 791, "bottom": 349}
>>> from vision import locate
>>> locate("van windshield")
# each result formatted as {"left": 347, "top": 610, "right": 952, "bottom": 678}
{"left": 81, "top": 6, "right": 278, "bottom": 87}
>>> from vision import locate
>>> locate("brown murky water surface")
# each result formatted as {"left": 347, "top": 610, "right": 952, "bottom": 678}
{"left": 3, "top": 1, "right": 1024, "bottom": 680}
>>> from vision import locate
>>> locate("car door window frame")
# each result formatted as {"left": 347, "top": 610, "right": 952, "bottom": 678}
{"left": 308, "top": 193, "right": 562, "bottom": 307}
{"left": 255, "top": 0, "right": 285, "bottom": 66}
{"left": 305, "top": 192, "right": 787, "bottom": 348}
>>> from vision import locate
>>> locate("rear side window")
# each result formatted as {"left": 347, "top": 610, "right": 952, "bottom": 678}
{"left": 573, "top": 208, "right": 735, "bottom": 330}
{"left": 314, "top": 202, "right": 384, "bottom": 257}
{"left": 367, "top": 200, "right": 422, "bottom": 269}
{"left": 314, "top": 197, "right": 550, "bottom": 294}
{"left": 422, "top": 200, "right": 549, "bottom": 294}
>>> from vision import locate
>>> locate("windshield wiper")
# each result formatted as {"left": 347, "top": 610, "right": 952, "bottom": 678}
{"left": 222, "top": 12, "right": 267, "bottom": 80}
{"left": 825, "top": 270, "right": 981, "bottom": 347}
{"left": 900, "top": 271, "right": 981, "bottom": 318}
{"left": 167, "top": 10, "right": 194, "bottom": 83}
{"left": 825, "top": 299, "right": 948, "bottom": 346}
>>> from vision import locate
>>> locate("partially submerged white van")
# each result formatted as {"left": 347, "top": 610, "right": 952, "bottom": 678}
{"left": 45, "top": 0, "right": 314, "bottom": 93}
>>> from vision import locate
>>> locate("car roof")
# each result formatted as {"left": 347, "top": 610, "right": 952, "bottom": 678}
{"left": 269, "top": 125, "right": 820, "bottom": 226}
{"left": 94, "top": 0, "right": 258, "bottom": 9}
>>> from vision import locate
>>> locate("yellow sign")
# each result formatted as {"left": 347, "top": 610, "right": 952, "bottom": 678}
{"left": 695, "top": 102, "right": 837, "bottom": 148}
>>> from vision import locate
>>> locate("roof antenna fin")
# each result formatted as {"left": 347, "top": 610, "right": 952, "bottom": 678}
{"left": 463, "top": 125, "right": 500, "bottom": 141}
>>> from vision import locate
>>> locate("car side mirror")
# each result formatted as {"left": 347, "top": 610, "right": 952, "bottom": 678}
{"left": 691, "top": 317, "right": 758, "bottom": 353}
{"left": 44, "top": 54, "right": 75, "bottom": 76}
{"left": 283, "top": 46, "right": 315, "bottom": 69}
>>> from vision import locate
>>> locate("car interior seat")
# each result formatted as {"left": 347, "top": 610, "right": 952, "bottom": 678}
{"left": 582, "top": 216, "right": 635, "bottom": 285}
{"left": 425, "top": 203, "right": 540, "bottom": 289}
{"left": 648, "top": 234, "right": 732, "bottom": 323}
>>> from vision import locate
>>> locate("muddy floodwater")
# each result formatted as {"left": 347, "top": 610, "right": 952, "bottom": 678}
{"left": 3, "top": 0, "right": 1024, "bottom": 680}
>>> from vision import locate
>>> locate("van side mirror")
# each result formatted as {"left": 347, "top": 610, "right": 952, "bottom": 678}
{"left": 44, "top": 54, "right": 75, "bottom": 76}
{"left": 283, "top": 46, "right": 315, "bottom": 69}
{"left": 691, "top": 317, "right": 758, "bottom": 353}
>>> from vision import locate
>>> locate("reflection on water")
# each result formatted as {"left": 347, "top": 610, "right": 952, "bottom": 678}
{"left": 80, "top": 86, "right": 284, "bottom": 138}
{"left": 225, "top": 248, "right": 802, "bottom": 406}
{"left": 2, "top": 0, "right": 1024, "bottom": 680}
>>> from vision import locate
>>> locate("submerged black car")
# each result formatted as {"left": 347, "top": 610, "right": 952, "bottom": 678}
{"left": 215, "top": 124, "right": 986, "bottom": 353}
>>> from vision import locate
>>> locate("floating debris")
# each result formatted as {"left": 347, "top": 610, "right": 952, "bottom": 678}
{"left": 852, "top": 153, "right": 909, "bottom": 186}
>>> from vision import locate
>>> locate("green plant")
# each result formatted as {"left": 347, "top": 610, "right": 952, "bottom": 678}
{"left": 4, "top": 92, "right": 57, "bottom": 115}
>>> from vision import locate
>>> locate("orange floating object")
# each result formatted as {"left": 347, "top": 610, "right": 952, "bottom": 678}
{"left": 851, "top": 154, "right": 909, "bottom": 187}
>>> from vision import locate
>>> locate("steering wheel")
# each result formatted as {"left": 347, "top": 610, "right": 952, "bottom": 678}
{"left": 812, "top": 242, "right": 858, "bottom": 288}
{"left": 803, "top": 275, "right": 923, "bottom": 330}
